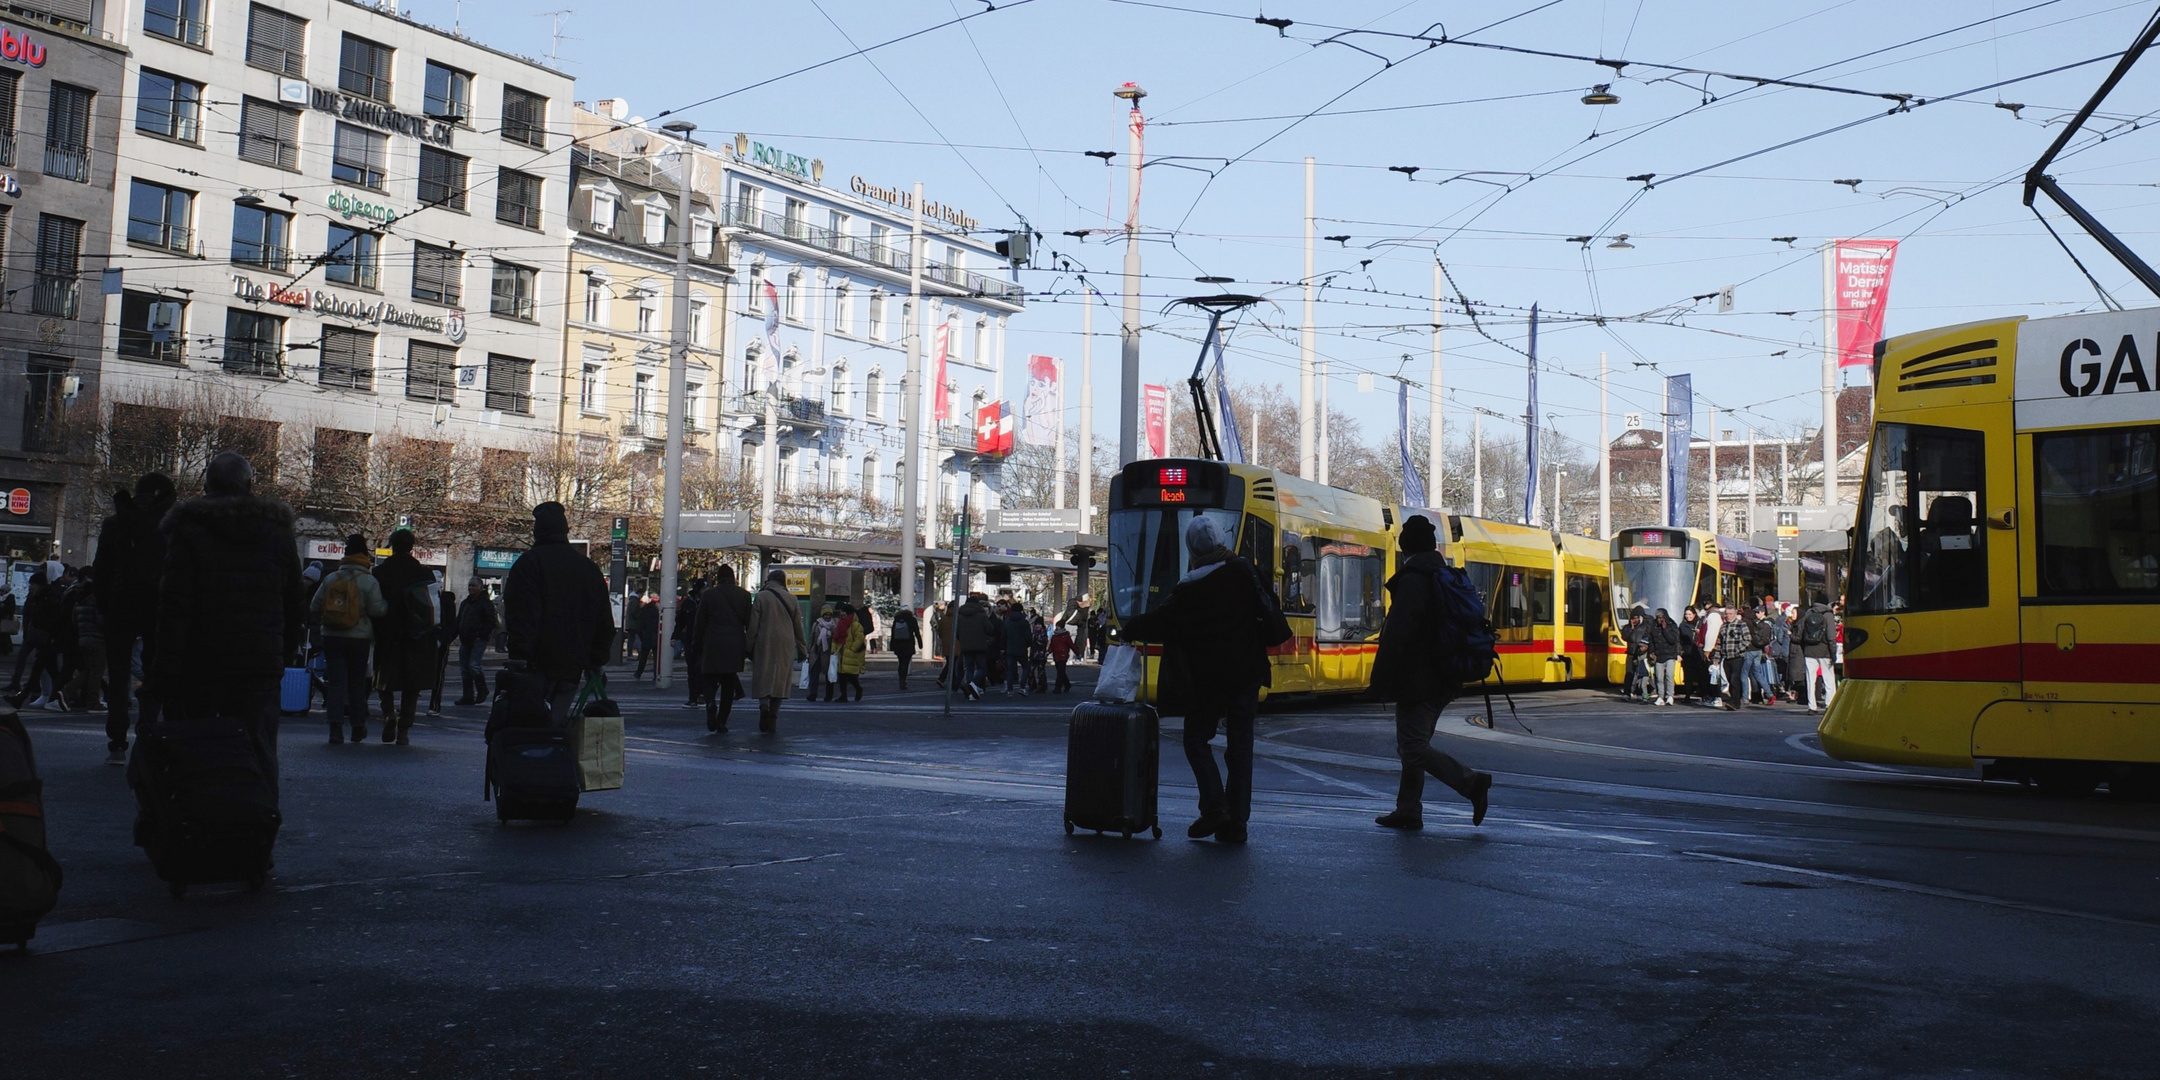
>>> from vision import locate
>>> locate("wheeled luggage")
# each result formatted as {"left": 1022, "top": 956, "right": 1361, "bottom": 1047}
{"left": 1063, "top": 699, "right": 1162, "bottom": 839}
{"left": 0, "top": 705, "right": 62, "bottom": 947}
{"left": 129, "top": 716, "right": 280, "bottom": 897}
{"left": 487, "top": 727, "right": 579, "bottom": 823}
{"left": 279, "top": 660, "right": 311, "bottom": 716}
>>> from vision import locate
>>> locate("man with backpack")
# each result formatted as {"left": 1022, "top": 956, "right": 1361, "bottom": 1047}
{"left": 311, "top": 534, "right": 388, "bottom": 744}
{"left": 1369, "top": 514, "right": 1493, "bottom": 830}
{"left": 1799, "top": 596, "right": 1838, "bottom": 713}
{"left": 370, "top": 530, "right": 438, "bottom": 745}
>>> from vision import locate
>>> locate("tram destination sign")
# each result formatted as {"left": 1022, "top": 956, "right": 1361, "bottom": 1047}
{"left": 2016, "top": 308, "right": 2160, "bottom": 430}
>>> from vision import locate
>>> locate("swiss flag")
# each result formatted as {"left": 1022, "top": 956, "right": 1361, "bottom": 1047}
{"left": 974, "top": 400, "right": 1013, "bottom": 458}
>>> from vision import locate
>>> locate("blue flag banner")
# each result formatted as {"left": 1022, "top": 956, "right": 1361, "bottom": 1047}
{"left": 1523, "top": 304, "right": 1540, "bottom": 526}
{"left": 1665, "top": 373, "right": 1693, "bottom": 528}
{"left": 1397, "top": 379, "right": 1426, "bottom": 506}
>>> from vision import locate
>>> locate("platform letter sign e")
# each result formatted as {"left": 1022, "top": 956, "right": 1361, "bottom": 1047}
{"left": 2059, "top": 334, "right": 2154, "bottom": 398}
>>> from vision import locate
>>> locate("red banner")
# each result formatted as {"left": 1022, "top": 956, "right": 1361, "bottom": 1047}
{"left": 930, "top": 322, "right": 952, "bottom": 421}
{"left": 1143, "top": 384, "right": 1169, "bottom": 458}
{"left": 1830, "top": 239, "right": 1898, "bottom": 369}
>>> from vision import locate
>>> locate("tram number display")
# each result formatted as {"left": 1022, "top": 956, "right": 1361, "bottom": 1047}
{"left": 1117, "top": 460, "right": 1228, "bottom": 508}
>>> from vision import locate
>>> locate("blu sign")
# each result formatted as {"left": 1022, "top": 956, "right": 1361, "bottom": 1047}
{"left": 0, "top": 27, "right": 47, "bottom": 68}
{"left": 2015, "top": 309, "right": 2160, "bottom": 430}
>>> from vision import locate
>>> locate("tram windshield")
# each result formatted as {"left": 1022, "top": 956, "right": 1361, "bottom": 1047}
{"left": 1610, "top": 557, "right": 1696, "bottom": 621}
{"left": 1108, "top": 508, "right": 1242, "bottom": 621}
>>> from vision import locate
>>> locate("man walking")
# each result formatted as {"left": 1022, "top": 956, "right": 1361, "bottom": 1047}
{"left": 370, "top": 530, "right": 438, "bottom": 745}
{"left": 311, "top": 535, "right": 387, "bottom": 743}
{"left": 692, "top": 566, "right": 753, "bottom": 733}
{"left": 92, "top": 473, "right": 174, "bottom": 764}
{"left": 1369, "top": 515, "right": 1493, "bottom": 830}
{"left": 748, "top": 569, "right": 806, "bottom": 734}
{"left": 503, "top": 502, "right": 615, "bottom": 727}
{"left": 455, "top": 577, "right": 497, "bottom": 706}
{"left": 1117, "top": 517, "right": 1272, "bottom": 845}
{"left": 1799, "top": 595, "right": 1838, "bottom": 713}
{"left": 428, "top": 573, "right": 457, "bottom": 716}
{"left": 632, "top": 594, "right": 660, "bottom": 680}
{"left": 887, "top": 606, "right": 920, "bottom": 690}
{"left": 154, "top": 452, "right": 305, "bottom": 794}
{"left": 953, "top": 593, "right": 995, "bottom": 701}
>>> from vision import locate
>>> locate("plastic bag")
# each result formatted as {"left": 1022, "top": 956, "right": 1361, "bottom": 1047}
{"left": 795, "top": 660, "right": 810, "bottom": 690}
{"left": 1095, "top": 645, "right": 1143, "bottom": 703}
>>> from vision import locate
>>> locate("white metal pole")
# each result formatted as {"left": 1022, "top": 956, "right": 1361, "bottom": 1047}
{"left": 1707, "top": 404, "right": 1719, "bottom": 535}
{"left": 1553, "top": 470, "right": 1565, "bottom": 535}
{"left": 1429, "top": 259, "right": 1444, "bottom": 508}
{"left": 1318, "top": 357, "right": 1330, "bottom": 485}
{"left": 1118, "top": 88, "right": 1146, "bottom": 466}
{"left": 1822, "top": 243, "right": 1840, "bottom": 508}
{"left": 1053, "top": 353, "right": 1067, "bottom": 511}
{"left": 1300, "top": 156, "right": 1316, "bottom": 480}
{"left": 1747, "top": 426, "right": 1758, "bottom": 534}
{"left": 1078, "top": 288, "right": 1093, "bottom": 530}
{"left": 1598, "top": 351, "right": 1611, "bottom": 540}
{"left": 657, "top": 137, "right": 695, "bottom": 690}
{"left": 1472, "top": 412, "right": 1483, "bottom": 518}
{"left": 899, "top": 183, "right": 925, "bottom": 611}
{"left": 1779, "top": 440, "right": 1790, "bottom": 504}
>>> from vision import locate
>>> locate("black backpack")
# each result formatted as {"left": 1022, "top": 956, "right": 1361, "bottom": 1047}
{"left": 1800, "top": 608, "right": 1830, "bottom": 646}
{"left": 1429, "top": 563, "right": 1499, "bottom": 686}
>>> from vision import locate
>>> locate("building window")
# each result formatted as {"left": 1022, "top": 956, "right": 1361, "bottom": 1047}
{"left": 865, "top": 369, "right": 883, "bottom": 419}
{"left": 0, "top": 72, "right": 20, "bottom": 167}
{"left": 634, "top": 285, "right": 659, "bottom": 335}
{"left": 223, "top": 308, "right": 284, "bottom": 376}
{"left": 338, "top": 34, "right": 394, "bottom": 104}
{"left": 145, "top": 0, "right": 209, "bottom": 45}
{"left": 126, "top": 179, "right": 194, "bottom": 253}
{"left": 588, "top": 189, "right": 616, "bottom": 233}
{"left": 135, "top": 70, "right": 203, "bottom": 143}
{"left": 232, "top": 202, "right": 292, "bottom": 271}
{"left": 633, "top": 371, "right": 653, "bottom": 430}
{"left": 238, "top": 98, "right": 300, "bottom": 170}
{"left": 501, "top": 86, "right": 547, "bottom": 148}
{"left": 783, "top": 197, "right": 806, "bottom": 239}
{"left": 869, "top": 222, "right": 891, "bottom": 258}
{"left": 735, "top": 183, "right": 762, "bottom": 223}
{"left": 20, "top": 357, "right": 67, "bottom": 452}
{"left": 973, "top": 318, "right": 989, "bottom": 367}
{"left": 406, "top": 340, "right": 457, "bottom": 403}
{"left": 423, "top": 62, "right": 472, "bottom": 124}
{"left": 784, "top": 270, "right": 803, "bottom": 322}
{"left": 692, "top": 218, "right": 714, "bottom": 258}
{"left": 490, "top": 261, "right": 537, "bottom": 321}
{"left": 417, "top": 146, "right": 468, "bottom": 210}
{"left": 829, "top": 209, "right": 850, "bottom": 239}
{"left": 331, "top": 123, "right": 387, "bottom": 189}
{"left": 780, "top": 448, "right": 798, "bottom": 495}
{"left": 318, "top": 327, "right": 375, "bottom": 391}
{"left": 411, "top": 242, "right": 461, "bottom": 305}
{"left": 324, "top": 224, "right": 380, "bottom": 290}
{"left": 861, "top": 455, "right": 879, "bottom": 502}
{"left": 32, "top": 215, "right": 79, "bottom": 318}
{"left": 118, "top": 291, "right": 186, "bottom": 363}
{"left": 830, "top": 362, "right": 848, "bottom": 414}
{"left": 579, "top": 360, "right": 602, "bottom": 414}
{"left": 312, "top": 428, "right": 368, "bottom": 492}
{"left": 482, "top": 448, "right": 528, "bottom": 506}
{"left": 829, "top": 455, "right": 846, "bottom": 492}
{"left": 43, "top": 84, "right": 92, "bottom": 183}
{"left": 582, "top": 273, "right": 609, "bottom": 324}
{"left": 745, "top": 268, "right": 764, "bottom": 314}
{"left": 685, "top": 380, "right": 706, "bottom": 429}
{"left": 867, "top": 290, "right": 884, "bottom": 341}
{"left": 496, "top": 168, "right": 542, "bottom": 229}
{"left": 246, "top": 4, "right": 307, "bottom": 77}
{"left": 641, "top": 203, "right": 666, "bottom": 246}
{"left": 690, "top": 294, "right": 709, "bottom": 343}
{"left": 833, "top": 284, "right": 852, "bottom": 336}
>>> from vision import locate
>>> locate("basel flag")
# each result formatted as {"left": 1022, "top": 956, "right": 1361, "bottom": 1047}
{"left": 975, "top": 400, "right": 1014, "bottom": 458}
{"left": 1828, "top": 239, "right": 1898, "bottom": 369}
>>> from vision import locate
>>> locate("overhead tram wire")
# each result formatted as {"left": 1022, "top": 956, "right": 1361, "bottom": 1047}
{"left": 941, "top": 0, "right": 1087, "bottom": 223}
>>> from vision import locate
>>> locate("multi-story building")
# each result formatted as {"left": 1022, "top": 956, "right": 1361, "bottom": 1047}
{"left": 92, "top": 0, "right": 572, "bottom": 572}
{"left": 0, "top": 3, "right": 129, "bottom": 563}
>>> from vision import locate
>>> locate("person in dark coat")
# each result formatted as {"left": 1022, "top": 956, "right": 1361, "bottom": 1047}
{"left": 951, "top": 594, "right": 995, "bottom": 700}
{"left": 428, "top": 576, "right": 457, "bottom": 715}
{"left": 1646, "top": 608, "right": 1684, "bottom": 706}
{"left": 503, "top": 502, "right": 615, "bottom": 726}
{"left": 676, "top": 587, "right": 704, "bottom": 707}
{"left": 7, "top": 564, "right": 63, "bottom": 708}
{"left": 369, "top": 530, "right": 439, "bottom": 745}
{"left": 887, "top": 607, "right": 921, "bottom": 690}
{"left": 692, "top": 565, "right": 754, "bottom": 732}
{"left": 92, "top": 473, "right": 175, "bottom": 763}
{"left": 1117, "top": 516, "right": 1271, "bottom": 844}
{"left": 455, "top": 577, "right": 498, "bottom": 706}
{"left": 153, "top": 451, "right": 304, "bottom": 795}
{"left": 631, "top": 595, "right": 660, "bottom": 679}
{"left": 1000, "top": 604, "right": 1032, "bottom": 697}
{"left": 1368, "top": 515, "right": 1493, "bottom": 829}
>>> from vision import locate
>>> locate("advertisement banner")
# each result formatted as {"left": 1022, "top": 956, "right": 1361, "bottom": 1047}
{"left": 1022, "top": 354, "right": 1059, "bottom": 447}
{"left": 1143, "top": 383, "right": 1170, "bottom": 459}
{"left": 930, "top": 322, "right": 952, "bottom": 422}
{"left": 1664, "top": 374, "right": 1693, "bottom": 529}
{"left": 1829, "top": 239, "right": 1898, "bottom": 369}
{"left": 761, "top": 279, "right": 781, "bottom": 387}
{"left": 1397, "top": 379, "right": 1426, "bottom": 507}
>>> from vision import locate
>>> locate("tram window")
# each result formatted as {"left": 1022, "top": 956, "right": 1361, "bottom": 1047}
{"left": 2034, "top": 426, "right": 2160, "bottom": 598}
{"left": 1462, "top": 561, "right": 1503, "bottom": 620}
{"left": 1494, "top": 569, "right": 1533, "bottom": 629}
{"left": 1694, "top": 566, "right": 1717, "bottom": 608}
{"left": 1314, "top": 547, "right": 1384, "bottom": 642}
{"left": 1720, "top": 573, "right": 1739, "bottom": 606}
{"left": 1852, "top": 423, "right": 1987, "bottom": 614}
{"left": 1564, "top": 574, "right": 1597, "bottom": 627}
{"left": 1279, "top": 532, "right": 1314, "bottom": 614}
{"left": 1239, "top": 515, "right": 1276, "bottom": 586}
{"left": 1529, "top": 572, "right": 1554, "bottom": 624}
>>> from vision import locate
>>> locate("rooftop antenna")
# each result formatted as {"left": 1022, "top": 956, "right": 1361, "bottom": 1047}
{"left": 537, "top": 10, "right": 576, "bottom": 66}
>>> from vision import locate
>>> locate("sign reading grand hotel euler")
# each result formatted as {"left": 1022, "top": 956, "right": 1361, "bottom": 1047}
{"left": 849, "top": 176, "right": 979, "bottom": 232}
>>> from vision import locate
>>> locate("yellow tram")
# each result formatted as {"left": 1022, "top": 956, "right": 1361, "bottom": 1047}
{"left": 1603, "top": 527, "right": 1820, "bottom": 684}
{"left": 1106, "top": 459, "right": 1613, "bottom": 697}
{"left": 1819, "top": 309, "right": 2160, "bottom": 795}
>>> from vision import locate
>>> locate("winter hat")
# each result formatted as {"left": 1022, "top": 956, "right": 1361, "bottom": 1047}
{"left": 302, "top": 563, "right": 324, "bottom": 586}
{"left": 344, "top": 533, "right": 369, "bottom": 556}
{"left": 532, "top": 501, "right": 570, "bottom": 544}
{"left": 203, "top": 451, "right": 254, "bottom": 496}
{"left": 1184, "top": 515, "right": 1229, "bottom": 559}
{"left": 1399, "top": 514, "right": 1437, "bottom": 554}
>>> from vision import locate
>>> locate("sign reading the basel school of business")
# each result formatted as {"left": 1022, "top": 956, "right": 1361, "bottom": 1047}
{"left": 232, "top": 274, "right": 467, "bottom": 344}
{"left": 848, "top": 176, "right": 979, "bottom": 232}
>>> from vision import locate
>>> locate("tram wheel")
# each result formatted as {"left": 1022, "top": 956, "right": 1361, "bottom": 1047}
{"left": 2034, "top": 766, "right": 2101, "bottom": 798}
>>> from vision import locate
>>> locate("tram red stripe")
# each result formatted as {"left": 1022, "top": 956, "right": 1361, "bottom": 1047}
{"left": 2021, "top": 642, "right": 2160, "bottom": 684}
{"left": 1845, "top": 643, "right": 2020, "bottom": 682}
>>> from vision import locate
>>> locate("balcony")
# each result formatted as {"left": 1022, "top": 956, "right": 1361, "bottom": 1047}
{"left": 234, "top": 246, "right": 294, "bottom": 273}
{"left": 43, "top": 143, "right": 88, "bottom": 183}
{"left": 32, "top": 275, "right": 77, "bottom": 318}
{"left": 938, "top": 424, "right": 979, "bottom": 452}
{"left": 0, "top": 131, "right": 15, "bottom": 168}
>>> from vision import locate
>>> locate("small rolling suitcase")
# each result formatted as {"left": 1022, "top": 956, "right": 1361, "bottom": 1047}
{"left": 279, "top": 656, "right": 311, "bottom": 716}
{"left": 487, "top": 727, "right": 579, "bottom": 823}
{"left": 1063, "top": 698, "right": 1162, "bottom": 839}
{"left": 0, "top": 705, "right": 62, "bottom": 947}
{"left": 129, "top": 715, "right": 280, "bottom": 897}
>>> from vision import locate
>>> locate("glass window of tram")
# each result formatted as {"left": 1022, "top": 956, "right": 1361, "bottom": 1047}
{"left": 1852, "top": 423, "right": 1987, "bottom": 614}
{"left": 2034, "top": 426, "right": 2160, "bottom": 597}
{"left": 1279, "top": 534, "right": 1313, "bottom": 613}
{"left": 1108, "top": 506, "right": 1241, "bottom": 621}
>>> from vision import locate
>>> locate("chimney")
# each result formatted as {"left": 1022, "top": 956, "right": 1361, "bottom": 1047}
{"left": 595, "top": 98, "right": 629, "bottom": 121}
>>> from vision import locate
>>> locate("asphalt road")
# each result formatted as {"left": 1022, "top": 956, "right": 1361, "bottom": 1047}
{"left": 6, "top": 659, "right": 2159, "bottom": 1079}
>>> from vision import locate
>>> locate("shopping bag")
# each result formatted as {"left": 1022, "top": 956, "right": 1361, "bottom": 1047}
{"left": 569, "top": 673, "right": 623, "bottom": 792}
{"left": 795, "top": 660, "right": 810, "bottom": 690}
{"left": 1095, "top": 645, "right": 1144, "bottom": 703}
{"left": 826, "top": 655, "right": 839, "bottom": 682}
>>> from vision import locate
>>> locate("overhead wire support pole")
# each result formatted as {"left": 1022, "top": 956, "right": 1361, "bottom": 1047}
{"left": 1301, "top": 156, "right": 1316, "bottom": 479}
{"left": 1429, "top": 259, "right": 1444, "bottom": 510}
{"left": 656, "top": 122, "right": 697, "bottom": 691}
{"left": 900, "top": 182, "right": 926, "bottom": 618}
{"left": 1117, "top": 82, "right": 1147, "bottom": 466}
{"left": 2021, "top": 8, "right": 2160, "bottom": 298}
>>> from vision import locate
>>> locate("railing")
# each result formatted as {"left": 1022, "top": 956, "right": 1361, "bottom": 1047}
{"left": 32, "top": 275, "right": 76, "bottom": 318}
{"left": 43, "top": 143, "right": 88, "bottom": 183}
{"left": 235, "top": 246, "right": 294, "bottom": 273}
{"left": 223, "top": 344, "right": 280, "bottom": 377}
{"left": 0, "top": 131, "right": 18, "bottom": 168}
{"left": 725, "top": 202, "right": 1020, "bottom": 299}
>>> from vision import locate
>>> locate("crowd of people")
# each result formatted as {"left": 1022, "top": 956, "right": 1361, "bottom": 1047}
{"left": 1617, "top": 595, "right": 1843, "bottom": 713}
{"left": 928, "top": 595, "right": 1099, "bottom": 701}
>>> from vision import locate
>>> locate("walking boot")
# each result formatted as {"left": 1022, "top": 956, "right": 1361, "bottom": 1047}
{"left": 1186, "top": 812, "right": 1226, "bottom": 839}
{"left": 1469, "top": 773, "right": 1493, "bottom": 826}
{"left": 1374, "top": 811, "right": 1424, "bottom": 830}
{"left": 351, "top": 722, "right": 366, "bottom": 743}
{"left": 395, "top": 719, "right": 411, "bottom": 746}
{"left": 382, "top": 721, "right": 397, "bottom": 744}
{"left": 329, "top": 723, "right": 343, "bottom": 745}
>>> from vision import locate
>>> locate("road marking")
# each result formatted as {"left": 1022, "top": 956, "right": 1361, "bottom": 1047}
{"left": 1682, "top": 851, "right": 2160, "bottom": 930}
{"left": 1272, "top": 759, "right": 1389, "bottom": 799}
{"left": 1445, "top": 715, "right": 1940, "bottom": 782}
{"left": 604, "top": 852, "right": 844, "bottom": 880}
{"left": 12, "top": 918, "right": 197, "bottom": 955}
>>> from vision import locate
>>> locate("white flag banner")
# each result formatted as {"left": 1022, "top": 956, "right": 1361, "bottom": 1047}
{"left": 1022, "top": 354, "right": 1059, "bottom": 447}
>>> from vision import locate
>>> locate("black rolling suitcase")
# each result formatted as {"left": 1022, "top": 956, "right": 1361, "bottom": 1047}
{"left": 1064, "top": 699, "right": 1162, "bottom": 839}
{"left": 484, "top": 666, "right": 579, "bottom": 824}
{"left": 129, "top": 716, "right": 280, "bottom": 898}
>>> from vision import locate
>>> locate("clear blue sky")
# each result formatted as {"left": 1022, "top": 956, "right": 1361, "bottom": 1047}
{"left": 411, "top": 0, "right": 2160, "bottom": 458}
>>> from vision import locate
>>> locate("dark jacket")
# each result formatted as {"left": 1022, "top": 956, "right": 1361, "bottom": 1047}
{"left": 633, "top": 599, "right": 660, "bottom": 645}
{"left": 1798, "top": 604, "right": 1836, "bottom": 660}
{"left": 22, "top": 580, "right": 64, "bottom": 639}
{"left": 954, "top": 599, "right": 995, "bottom": 652}
{"left": 370, "top": 554, "right": 439, "bottom": 691}
{"left": 1369, "top": 551, "right": 1453, "bottom": 705}
{"left": 154, "top": 493, "right": 304, "bottom": 695}
{"left": 693, "top": 581, "right": 754, "bottom": 674}
{"left": 458, "top": 593, "right": 499, "bottom": 643}
{"left": 65, "top": 581, "right": 103, "bottom": 646}
{"left": 504, "top": 537, "right": 615, "bottom": 681}
{"left": 1647, "top": 617, "right": 1685, "bottom": 662}
{"left": 437, "top": 590, "right": 460, "bottom": 647}
{"left": 1002, "top": 610, "right": 1032, "bottom": 656}
{"left": 1118, "top": 553, "right": 1271, "bottom": 715}
{"left": 92, "top": 487, "right": 174, "bottom": 630}
{"left": 888, "top": 609, "right": 920, "bottom": 654}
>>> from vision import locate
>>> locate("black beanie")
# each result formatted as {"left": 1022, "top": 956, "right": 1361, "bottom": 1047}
{"left": 1399, "top": 514, "right": 1437, "bottom": 554}
{"left": 533, "top": 501, "right": 570, "bottom": 543}
{"left": 204, "top": 451, "right": 254, "bottom": 496}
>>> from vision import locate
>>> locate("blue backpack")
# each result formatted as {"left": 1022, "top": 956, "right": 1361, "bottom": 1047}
{"left": 1429, "top": 563, "right": 1499, "bottom": 686}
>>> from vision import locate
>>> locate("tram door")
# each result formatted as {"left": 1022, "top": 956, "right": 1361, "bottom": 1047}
{"left": 2018, "top": 425, "right": 2160, "bottom": 713}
